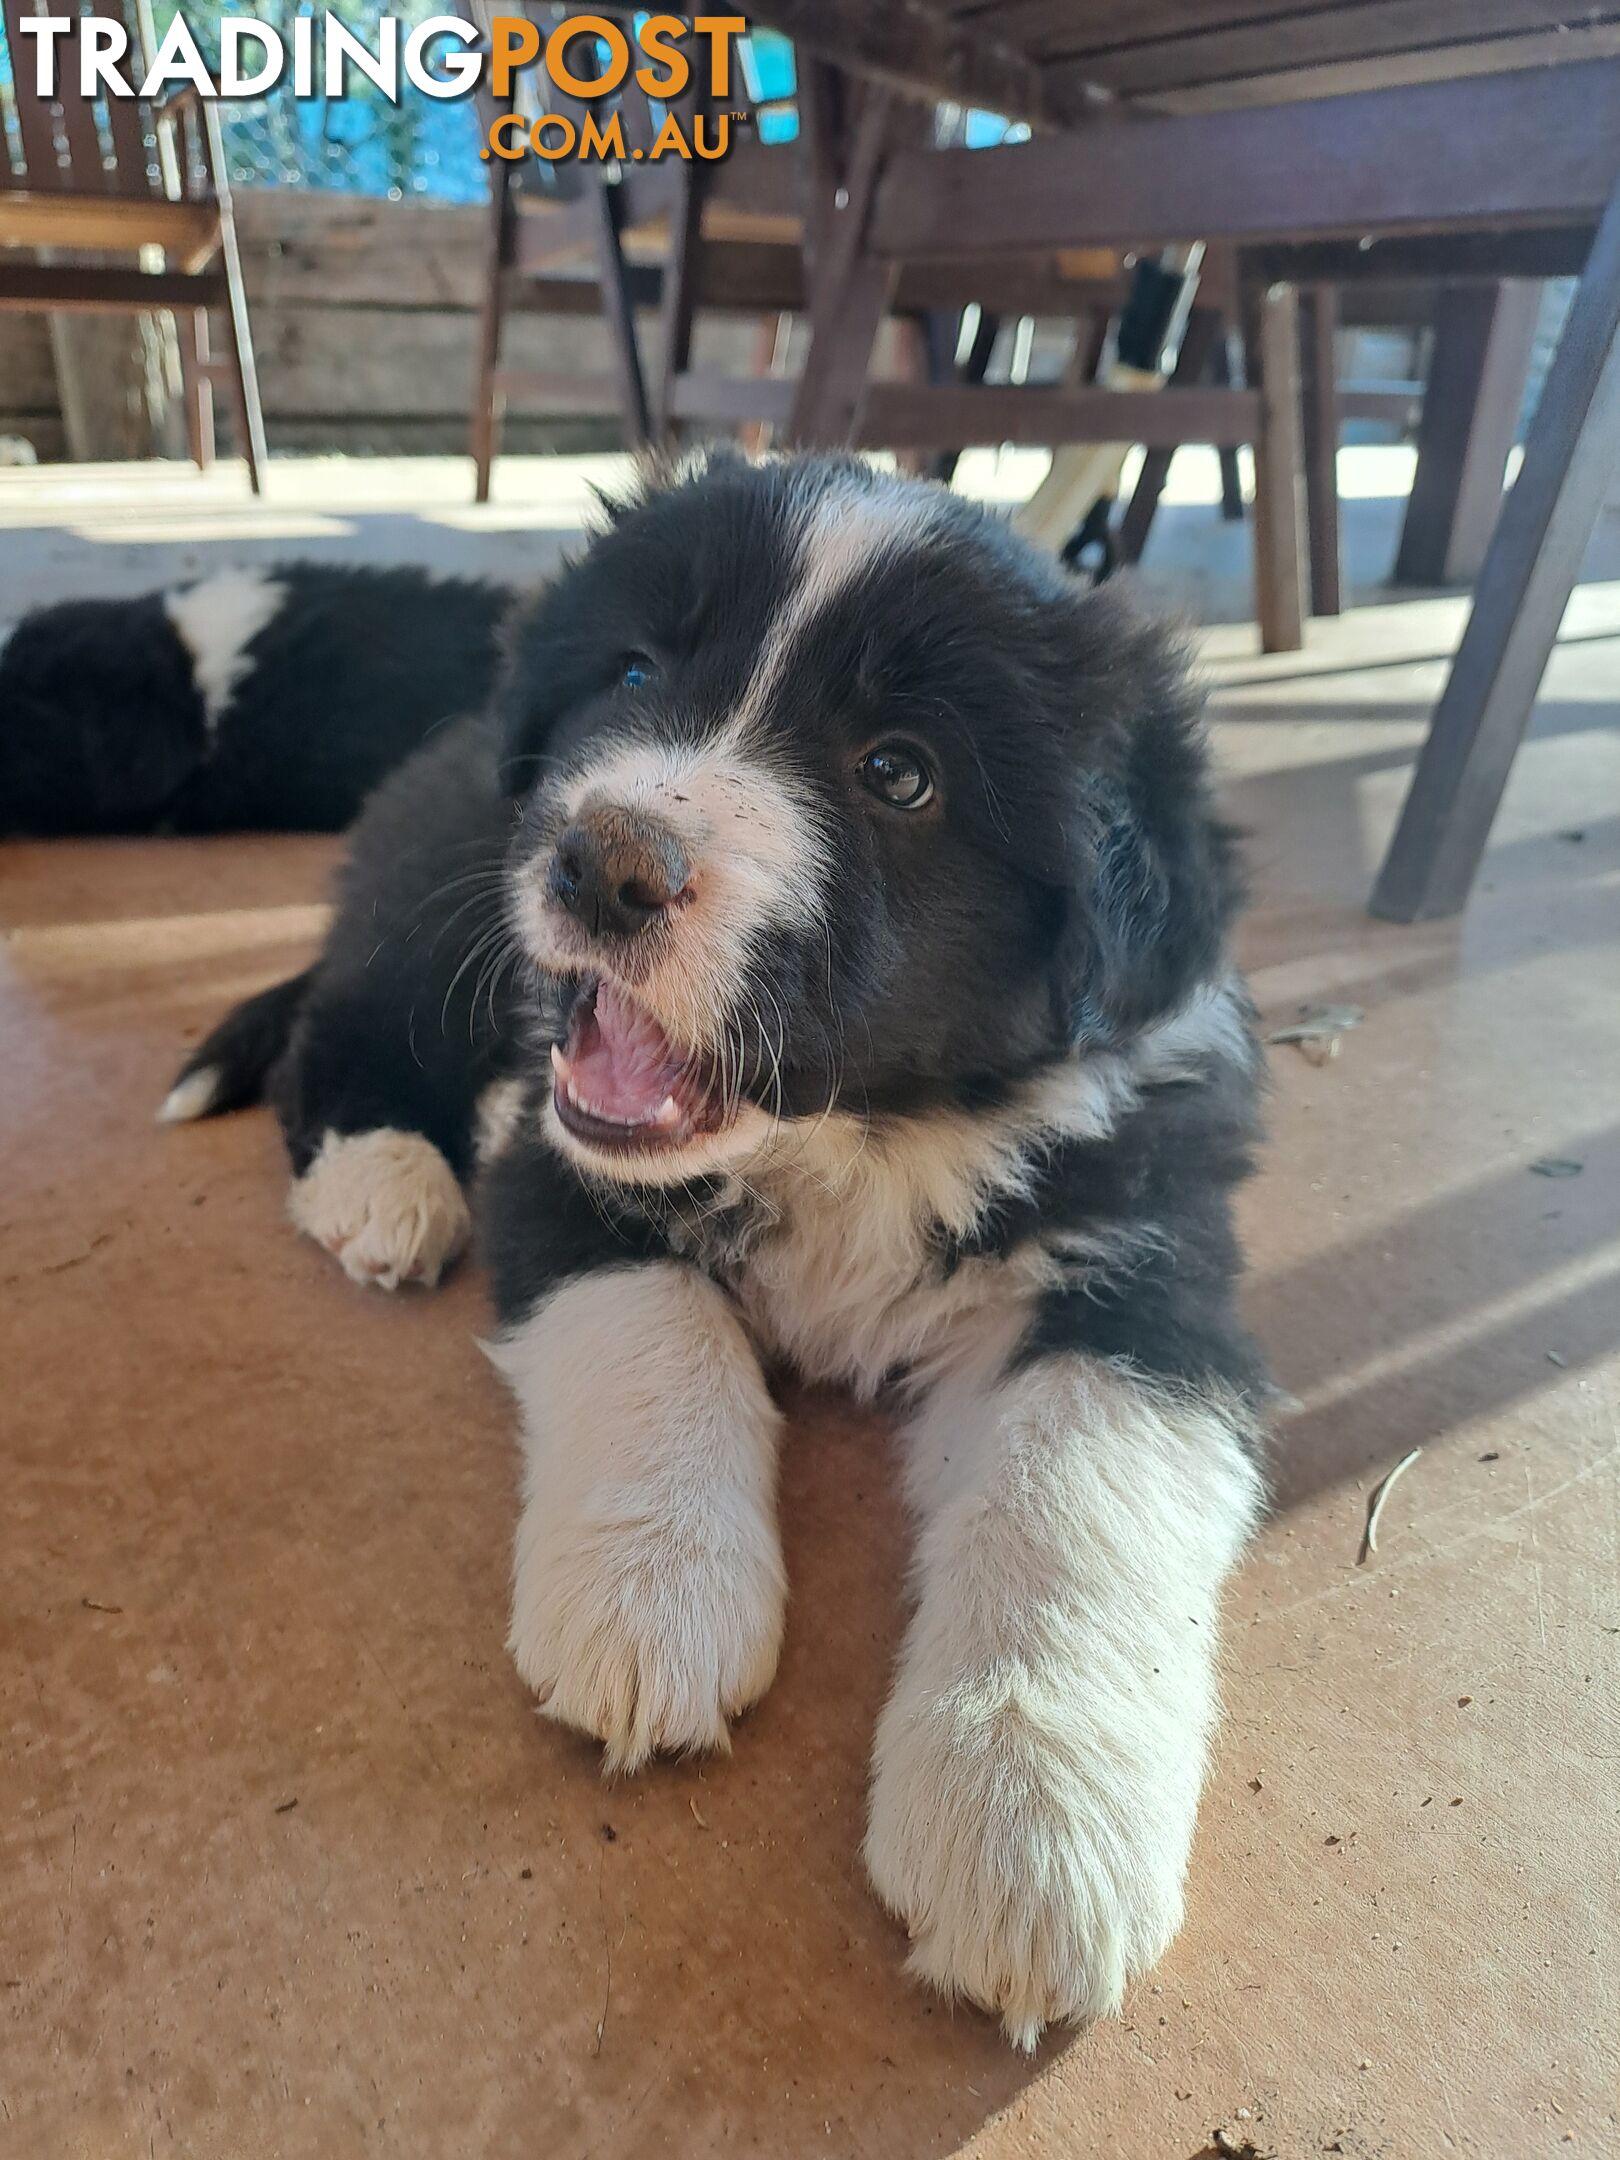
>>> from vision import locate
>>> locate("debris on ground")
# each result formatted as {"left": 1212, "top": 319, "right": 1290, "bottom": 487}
{"left": 1210, "top": 2129, "right": 1275, "bottom": 2160}
{"left": 1529, "top": 1156, "right": 1584, "bottom": 1178}
{"left": 1360, "top": 1446, "right": 1423, "bottom": 1562}
{"left": 1266, "top": 1003, "right": 1365, "bottom": 1065}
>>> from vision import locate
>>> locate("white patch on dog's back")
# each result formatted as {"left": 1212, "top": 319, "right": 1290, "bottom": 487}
{"left": 288, "top": 1126, "right": 469, "bottom": 1290}
{"left": 163, "top": 569, "right": 285, "bottom": 733}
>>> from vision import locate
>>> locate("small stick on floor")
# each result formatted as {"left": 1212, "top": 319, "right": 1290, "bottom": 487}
{"left": 1360, "top": 1446, "right": 1423, "bottom": 1564}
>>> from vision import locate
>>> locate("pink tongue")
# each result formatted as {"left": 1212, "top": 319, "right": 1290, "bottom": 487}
{"left": 570, "top": 984, "right": 685, "bottom": 1121}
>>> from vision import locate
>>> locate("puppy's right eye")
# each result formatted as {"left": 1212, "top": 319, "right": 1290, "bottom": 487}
{"left": 859, "top": 743, "right": 935, "bottom": 811}
{"left": 618, "top": 652, "right": 657, "bottom": 691}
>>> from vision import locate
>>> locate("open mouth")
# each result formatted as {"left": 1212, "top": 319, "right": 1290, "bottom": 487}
{"left": 550, "top": 979, "right": 727, "bottom": 1155}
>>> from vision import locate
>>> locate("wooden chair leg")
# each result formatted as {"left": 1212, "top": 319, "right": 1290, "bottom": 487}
{"left": 931, "top": 307, "right": 999, "bottom": 486}
{"left": 471, "top": 169, "right": 511, "bottom": 504}
{"left": 177, "top": 306, "right": 214, "bottom": 472}
{"left": 215, "top": 214, "right": 265, "bottom": 495}
{"left": 1118, "top": 302, "right": 1225, "bottom": 566}
{"left": 1212, "top": 332, "right": 1245, "bottom": 520}
{"left": 1246, "top": 281, "right": 1309, "bottom": 654}
{"left": 790, "top": 86, "right": 924, "bottom": 449}
{"left": 1371, "top": 181, "right": 1620, "bottom": 922}
{"left": 654, "top": 164, "right": 704, "bottom": 447}
{"left": 1299, "top": 286, "right": 1343, "bottom": 616}
{"left": 590, "top": 184, "right": 652, "bottom": 449}
{"left": 1394, "top": 279, "right": 1543, "bottom": 586}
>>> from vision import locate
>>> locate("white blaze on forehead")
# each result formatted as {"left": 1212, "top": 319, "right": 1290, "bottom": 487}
{"left": 163, "top": 569, "right": 286, "bottom": 732}
{"left": 733, "top": 481, "right": 941, "bottom": 738}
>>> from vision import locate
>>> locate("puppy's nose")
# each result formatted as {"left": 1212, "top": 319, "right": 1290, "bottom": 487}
{"left": 547, "top": 806, "right": 689, "bottom": 939}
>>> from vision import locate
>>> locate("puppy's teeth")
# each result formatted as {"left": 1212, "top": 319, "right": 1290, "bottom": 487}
{"left": 653, "top": 1095, "right": 681, "bottom": 1126}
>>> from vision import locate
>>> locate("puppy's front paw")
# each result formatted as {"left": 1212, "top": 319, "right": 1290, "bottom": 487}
{"left": 288, "top": 1127, "right": 469, "bottom": 1290}
{"left": 509, "top": 1502, "right": 786, "bottom": 1774}
{"left": 865, "top": 1673, "right": 1191, "bottom": 2051}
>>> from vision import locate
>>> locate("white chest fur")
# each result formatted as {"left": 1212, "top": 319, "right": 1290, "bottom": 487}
{"left": 699, "top": 983, "right": 1253, "bottom": 1398}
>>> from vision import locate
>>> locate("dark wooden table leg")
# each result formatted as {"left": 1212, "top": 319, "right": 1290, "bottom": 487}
{"left": 590, "top": 183, "right": 652, "bottom": 450}
{"left": 930, "top": 306, "right": 998, "bottom": 485}
{"left": 470, "top": 162, "right": 512, "bottom": 503}
{"left": 1213, "top": 333, "right": 1245, "bottom": 520}
{"left": 1300, "top": 285, "right": 1343, "bottom": 615}
{"left": 1248, "top": 281, "right": 1309, "bottom": 653}
{"left": 654, "top": 163, "right": 705, "bottom": 448}
{"left": 786, "top": 91, "right": 902, "bottom": 448}
{"left": 1371, "top": 192, "right": 1620, "bottom": 922}
{"left": 1394, "top": 278, "right": 1543, "bottom": 586}
{"left": 1118, "top": 302, "right": 1225, "bottom": 566}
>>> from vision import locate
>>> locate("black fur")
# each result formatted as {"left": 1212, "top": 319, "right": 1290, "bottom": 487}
{"left": 179, "top": 452, "right": 1265, "bottom": 1409}
{"left": 1, "top": 562, "right": 511, "bottom": 835}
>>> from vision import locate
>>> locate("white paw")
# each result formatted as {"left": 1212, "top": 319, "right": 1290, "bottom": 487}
{"left": 288, "top": 1127, "right": 469, "bottom": 1291}
{"left": 865, "top": 1671, "right": 1192, "bottom": 2051}
{"left": 509, "top": 1501, "right": 786, "bottom": 1775}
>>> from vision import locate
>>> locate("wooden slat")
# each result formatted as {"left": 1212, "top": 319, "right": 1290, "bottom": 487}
{"left": 1051, "top": 2, "right": 1620, "bottom": 97}
{"left": 988, "top": 0, "right": 1341, "bottom": 60}
{"left": 1128, "top": 24, "right": 1620, "bottom": 115}
{"left": 1247, "top": 229, "right": 1595, "bottom": 286}
{"left": 744, "top": 0, "right": 1096, "bottom": 130}
{"left": 1371, "top": 166, "right": 1620, "bottom": 919}
{"left": 0, "top": 263, "right": 226, "bottom": 311}
{"left": 488, "top": 369, "right": 625, "bottom": 415}
{"left": 0, "top": 190, "right": 218, "bottom": 260}
{"left": 671, "top": 375, "right": 1263, "bottom": 448}
{"left": 858, "top": 382, "right": 1261, "bottom": 448}
{"left": 873, "top": 62, "right": 1620, "bottom": 257}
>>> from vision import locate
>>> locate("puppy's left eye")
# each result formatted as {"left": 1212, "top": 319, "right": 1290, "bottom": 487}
{"left": 858, "top": 744, "right": 934, "bottom": 810}
{"left": 618, "top": 652, "right": 657, "bottom": 691}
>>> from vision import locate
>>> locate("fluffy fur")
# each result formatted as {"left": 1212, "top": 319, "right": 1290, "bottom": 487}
{"left": 168, "top": 451, "right": 1270, "bottom": 2048}
{"left": 1, "top": 561, "right": 511, "bottom": 835}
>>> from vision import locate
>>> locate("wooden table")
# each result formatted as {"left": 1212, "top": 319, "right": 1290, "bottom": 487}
{"left": 741, "top": 2, "right": 1620, "bottom": 920}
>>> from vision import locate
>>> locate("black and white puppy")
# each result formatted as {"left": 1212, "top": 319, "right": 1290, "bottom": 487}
{"left": 168, "top": 452, "right": 1269, "bottom": 2047}
{"left": 0, "top": 562, "right": 510, "bottom": 835}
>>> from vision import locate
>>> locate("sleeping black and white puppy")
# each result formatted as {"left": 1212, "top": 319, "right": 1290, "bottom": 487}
{"left": 166, "top": 451, "right": 1269, "bottom": 2047}
{"left": 0, "top": 562, "right": 510, "bottom": 835}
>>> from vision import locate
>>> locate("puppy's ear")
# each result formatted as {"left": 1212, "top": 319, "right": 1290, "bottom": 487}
{"left": 1053, "top": 616, "right": 1240, "bottom": 1046}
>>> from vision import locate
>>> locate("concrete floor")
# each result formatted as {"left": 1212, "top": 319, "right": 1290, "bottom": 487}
{"left": 2, "top": 456, "right": 1617, "bottom": 2157}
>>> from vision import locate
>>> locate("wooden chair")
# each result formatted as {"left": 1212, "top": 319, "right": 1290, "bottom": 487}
{"left": 0, "top": 0, "right": 266, "bottom": 489}
{"left": 468, "top": 4, "right": 808, "bottom": 496}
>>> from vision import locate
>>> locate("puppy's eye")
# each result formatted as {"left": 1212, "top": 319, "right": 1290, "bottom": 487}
{"left": 859, "top": 744, "right": 934, "bottom": 810}
{"left": 618, "top": 652, "right": 657, "bottom": 691}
